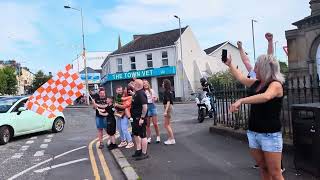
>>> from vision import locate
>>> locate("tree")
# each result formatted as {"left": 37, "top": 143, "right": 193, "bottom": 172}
{"left": 0, "top": 67, "right": 18, "bottom": 95}
{"left": 3, "top": 67, "right": 18, "bottom": 95}
{"left": 31, "top": 71, "right": 51, "bottom": 93}
{"left": 279, "top": 61, "right": 288, "bottom": 74}
{"left": 0, "top": 69, "right": 7, "bottom": 95}
{"left": 208, "top": 71, "right": 239, "bottom": 89}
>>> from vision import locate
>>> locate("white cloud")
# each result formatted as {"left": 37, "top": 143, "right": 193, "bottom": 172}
{"left": 0, "top": 2, "right": 42, "bottom": 54}
{"left": 101, "top": 0, "right": 310, "bottom": 61}
{"left": 101, "top": 0, "right": 225, "bottom": 33}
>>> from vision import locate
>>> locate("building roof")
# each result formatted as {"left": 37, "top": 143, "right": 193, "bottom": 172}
{"left": 110, "top": 26, "right": 188, "bottom": 56}
{"left": 204, "top": 41, "right": 227, "bottom": 55}
{"left": 204, "top": 41, "right": 240, "bottom": 55}
{"left": 80, "top": 67, "right": 99, "bottom": 74}
{"left": 292, "top": 14, "right": 320, "bottom": 28}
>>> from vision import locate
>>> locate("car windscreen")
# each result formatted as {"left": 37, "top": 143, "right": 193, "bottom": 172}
{"left": 0, "top": 97, "right": 22, "bottom": 113}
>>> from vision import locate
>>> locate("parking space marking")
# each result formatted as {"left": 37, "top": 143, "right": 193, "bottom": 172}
{"left": 25, "top": 140, "right": 34, "bottom": 144}
{"left": 11, "top": 153, "right": 23, "bottom": 159}
{"left": 40, "top": 144, "right": 48, "bottom": 149}
{"left": 44, "top": 139, "right": 51, "bottom": 143}
{"left": 20, "top": 146, "right": 29, "bottom": 151}
{"left": 34, "top": 150, "right": 45, "bottom": 157}
{"left": 47, "top": 135, "right": 54, "bottom": 138}
{"left": 33, "top": 158, "right": 89, "bottom": 173}
{"left": 30, "top": 137, "right": 37, "bottom": 140}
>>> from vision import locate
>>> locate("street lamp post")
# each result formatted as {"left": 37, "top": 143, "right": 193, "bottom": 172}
{"left": 251, "top": 19, "right": 258, "bottom": 62}
{"left": 274, "top": 41, "right": 278, "bottom": 60}
{"left": 64, "top": 5, "right": 90, "bottom": 105}
{"left": 174, "top": 15, "right": 185, "bottom": 101}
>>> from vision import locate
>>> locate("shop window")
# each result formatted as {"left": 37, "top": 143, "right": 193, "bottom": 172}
{"left": 162, "top": 51, "right": 168, "bottom": 66}
{"left": 147, "top": 54, "right": 153, "bottom": 68}
{"left": 117, "top": 58, "right": 123, "bottom": 72}
{"left": 130, "top": 56, "right": 136, "bottom": 70}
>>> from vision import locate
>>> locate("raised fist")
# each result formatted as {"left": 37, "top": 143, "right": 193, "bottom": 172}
{"left": 265, "top": 33, "right": 273, "bottom": 41}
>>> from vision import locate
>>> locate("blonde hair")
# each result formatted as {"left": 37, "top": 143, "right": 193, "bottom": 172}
{"left": 255, "top": 54, "right": 285, "bottom": 86}
{"left": 143, "top": 79, "right": 152, "bottom": 94}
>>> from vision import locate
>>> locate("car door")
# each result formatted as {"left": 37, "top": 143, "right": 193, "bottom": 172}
{"left": 12, "top": 99, "right": 45, "bottom": 134}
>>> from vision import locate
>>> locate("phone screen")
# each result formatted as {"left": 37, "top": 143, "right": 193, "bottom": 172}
{"left": 222, "top": 49, "right": 227, "bottom": 62}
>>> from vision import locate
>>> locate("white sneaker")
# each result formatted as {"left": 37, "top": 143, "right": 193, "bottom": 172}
{"left": 125, "top": 142, "right": 134, "bottom": 149}
{"left": 147, "top": 138, "right": 151, "bottom": 144}
{"left": 118, "top": 141, "right": 127, "bottom": 148}
{"left": 156, "top": 136, "right": 161, "bottom": 143}
{"left": 164, "top": 139, "right": 176, "bottom": 145}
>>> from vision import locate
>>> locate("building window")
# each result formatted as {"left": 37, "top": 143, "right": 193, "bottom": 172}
{"left": 117, "top": 58, "right": 123, "bottom": 72}
{"left": 105, "top": 62, "right": 111, "bottom": 74}
{"left": 162, "top": 51, "right": 168, "bottom": 66}
{"left": 146, "top": 54, "right": 153, "bottom": 68}
{"left": 130, "top": 56, "right": 136, "bottom": 70}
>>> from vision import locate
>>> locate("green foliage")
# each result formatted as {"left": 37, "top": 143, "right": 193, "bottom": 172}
{"left": 0, "top": 67, "right": 18, "bottom": 95}
{"left": 0, "top": 69, "right": 7, "bottom": 95}
{"left": 31, "top": 70, "right": 51, "bottom": 93}
{"left": 279, "top": 61, "right": 288, "bottom": 74}
{"left": 208, "top": 71, "right": 238, "bottom": 89}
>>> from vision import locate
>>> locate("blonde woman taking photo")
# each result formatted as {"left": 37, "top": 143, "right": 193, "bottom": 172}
{"left": 224, "top": 54, "right": 285, "bottom": 180}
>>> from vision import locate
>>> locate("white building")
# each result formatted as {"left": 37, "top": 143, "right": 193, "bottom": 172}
{"left": 72, "top": 51, "right": 111, "bottom": 90}
{"left": 101, "top": 26, "right": 246, "bottom": 100}
{"left": 72, "top": 51, "right": 111, "bottom": 72}
{"left": 202, "top": 41, "right": 248, "bottom": 80}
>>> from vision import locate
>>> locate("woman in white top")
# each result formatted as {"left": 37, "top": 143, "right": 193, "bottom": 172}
{"left": 143, "top": 79, "right": 161, "bottom": 143}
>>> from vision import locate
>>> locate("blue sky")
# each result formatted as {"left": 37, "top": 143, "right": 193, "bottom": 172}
{"left": 0, "top": 0, "right": 310, "bottom": 74}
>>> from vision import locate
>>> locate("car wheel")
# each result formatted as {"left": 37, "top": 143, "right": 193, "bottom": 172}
{"left": 0, "top": 126, "right": 11, "bottom": 145}
{"left": 52, "top": 117, "right": 65, "bottom": 133}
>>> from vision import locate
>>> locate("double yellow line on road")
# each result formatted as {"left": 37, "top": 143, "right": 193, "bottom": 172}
{"left": 89, "top": 135, "right": 113, "bottom": 180}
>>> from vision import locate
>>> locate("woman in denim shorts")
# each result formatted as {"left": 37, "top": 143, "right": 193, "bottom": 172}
{"left": 224, "top": 54, "right": 285, "bottom": 180}
{"left": 143, "top": 79, "right": 161, "bottom": 144}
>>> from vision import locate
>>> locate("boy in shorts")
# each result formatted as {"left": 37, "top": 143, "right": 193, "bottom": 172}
{"left": 98, "top": 97, "right": 118, "bottom": 150}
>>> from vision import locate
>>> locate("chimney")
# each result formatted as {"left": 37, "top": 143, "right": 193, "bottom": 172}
{"left": 310, "top": 0, "right": 320, "bottom": 15}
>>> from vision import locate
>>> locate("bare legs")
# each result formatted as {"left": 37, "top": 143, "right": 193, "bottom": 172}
{"left": 250, "top": 148, "right": 284, "bottom": 180}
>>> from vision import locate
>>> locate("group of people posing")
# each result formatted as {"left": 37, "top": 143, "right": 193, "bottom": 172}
{"left": 91, "top": 32, "right": 285, "bottom": 179}
{"left": 92, "top": 78, "right": 175, "bottom": 161}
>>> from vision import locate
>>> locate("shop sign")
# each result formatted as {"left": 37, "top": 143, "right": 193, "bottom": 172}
{"left": 102, "top": 66, "right": 176, "bottom": 83}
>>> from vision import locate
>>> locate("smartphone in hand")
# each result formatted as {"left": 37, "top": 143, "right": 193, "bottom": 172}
{"left": 222, "top": 49, "right": 228, "bottom": 63}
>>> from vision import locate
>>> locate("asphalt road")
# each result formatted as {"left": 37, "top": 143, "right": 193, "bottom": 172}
{"left": 0, "top": 103, "right": 317, "bottom": 180}
{"left": 119, "top": 103, "right": 317, "bottom": 180}
{"left": 0, "top": 107, "right": 125, "bottom": 180}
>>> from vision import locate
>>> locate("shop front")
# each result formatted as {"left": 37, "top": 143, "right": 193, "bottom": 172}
{"left": 101, "top": 66, "right": 176, "bottom": 99}
{"left": 80, "top": 72, "right": 101, "bottom": 91}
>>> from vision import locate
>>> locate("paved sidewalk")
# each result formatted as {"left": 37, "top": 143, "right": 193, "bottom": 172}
{"left": 118, "top": 119, "right": 317, "bottom": 180}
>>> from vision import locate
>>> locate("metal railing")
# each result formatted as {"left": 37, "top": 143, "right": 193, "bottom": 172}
{"left": 213, "top": 75, "right": 320, "bottom": 139}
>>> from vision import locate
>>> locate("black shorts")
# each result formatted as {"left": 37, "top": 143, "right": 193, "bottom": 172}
{"left": 106, "top": 117, "right": 116, "bottom": 136}
{"left": 132, "top": 117, "right": 147, "bottom": 138}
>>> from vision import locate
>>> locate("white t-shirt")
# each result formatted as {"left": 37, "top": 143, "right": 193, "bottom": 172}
{"left": 145, "top": 89, "right": 157, "bottom": 104}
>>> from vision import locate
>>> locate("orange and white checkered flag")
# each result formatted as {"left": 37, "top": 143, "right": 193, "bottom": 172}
{"left": 26, "top": 64, "right": 85, "bottom": 119}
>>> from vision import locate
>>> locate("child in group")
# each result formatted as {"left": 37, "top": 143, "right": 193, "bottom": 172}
{"left": 114, "top": 87, "right": 125, "bottom": 118}
{"left": 121, "top": 86, "right": 133, "bottom": 122}
{"left": 97, "top": 97, "right": 118, "bottom": 150}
